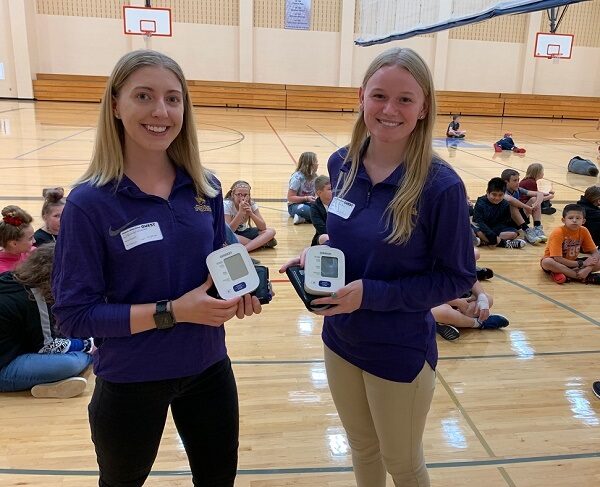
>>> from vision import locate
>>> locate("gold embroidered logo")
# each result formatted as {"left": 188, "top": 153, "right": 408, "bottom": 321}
{"left": 194, "top": 195, "right": 211, "bottom": 213}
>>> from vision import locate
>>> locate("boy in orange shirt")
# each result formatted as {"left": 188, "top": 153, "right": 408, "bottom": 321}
{"left": 541, "top": 204, "right": 600, "bottom": 284}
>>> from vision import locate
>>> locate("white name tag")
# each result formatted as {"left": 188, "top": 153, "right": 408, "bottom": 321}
{"left": 328, "top": 196, "right": 355, "bottom": 219}
{"left": 120, "top": 222, "right": 163, "bottom": 250}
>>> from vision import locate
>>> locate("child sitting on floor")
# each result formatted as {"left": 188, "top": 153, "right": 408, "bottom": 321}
{"left": 501, "top": 169, "right": 547, "bottom": 244}
{"left": 310, "top": 175, "right": 332, "bottom": 246}
{"left": 446, "top": 114, "right": 466, "bottom": 138}
{"left": 223, "top": 180, "right": 277, "bottom": 252}
{"left": 287, "top": 151, "right": 318, "bottom": 224}
{"left": 472, "top": 178, "right": 526, "bottom": 249}
{"left": 519, "top": 163, "right": 556, "bottom": 215}
{"left": 0, "top": 206, "right": 35, "bottom": 273}
{"left": 434, "top": 281, "right": 509, "bottom": 341}
{"left": 540, "top": 204, "right": 600, "bottom": 284}
{"left": 494, "top": 132, "right": 526, "bottom": 153}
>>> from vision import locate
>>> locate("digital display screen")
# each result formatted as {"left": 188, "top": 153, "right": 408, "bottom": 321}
{"left": 224, "top": 253, "right": 248, "bottom": 281}
{"left": 320, "top": 256, "right": 338, "bottom": 278}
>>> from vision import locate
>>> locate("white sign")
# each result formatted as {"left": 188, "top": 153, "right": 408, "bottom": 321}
{"left": 285, "top": 0, "right": 311, "bottom": 30}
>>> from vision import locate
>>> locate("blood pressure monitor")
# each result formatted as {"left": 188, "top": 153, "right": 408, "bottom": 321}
{"left": 206, "top": 243, "right": 260, "bottom": 299}
{"left": 303, "top": 246, "right": 345, "bottom": 295}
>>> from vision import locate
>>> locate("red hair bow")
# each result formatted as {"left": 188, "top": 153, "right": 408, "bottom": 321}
{"left": 2, "top": 215, "right": 23, "bottom": 226}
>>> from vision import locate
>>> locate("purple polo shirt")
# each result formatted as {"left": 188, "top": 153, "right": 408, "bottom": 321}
{"left": 52, "top": 168, "right": 227, "bottom": 383}
{"left": 323, "top": 146, "right": 476, "bottom": 382}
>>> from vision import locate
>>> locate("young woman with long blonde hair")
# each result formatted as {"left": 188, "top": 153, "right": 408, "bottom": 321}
{"left": 281, "top": 47, "right": 475, "bottom": 487}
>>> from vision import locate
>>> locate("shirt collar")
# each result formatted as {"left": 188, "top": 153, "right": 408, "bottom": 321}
{"left": 339, "top": 138, "right": 406, "bottom": 187}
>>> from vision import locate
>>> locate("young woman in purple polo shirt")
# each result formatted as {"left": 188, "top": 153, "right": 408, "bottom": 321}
{"left": 282, "top": 47, "right": 475, "bottom": 486}
{"left": 52, "top": 50, "right": 261, "bottom": 487}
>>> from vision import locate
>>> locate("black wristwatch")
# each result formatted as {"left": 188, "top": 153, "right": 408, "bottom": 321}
{"left": 577, "top": 260, "right": 584, "bottom": 268}
{"left": 153, "top": 300, "right": 176, "bottom": 329}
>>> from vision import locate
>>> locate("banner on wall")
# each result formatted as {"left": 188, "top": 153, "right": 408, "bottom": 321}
{"left": 285, "top": 0, "right": 311, "bottom": 30}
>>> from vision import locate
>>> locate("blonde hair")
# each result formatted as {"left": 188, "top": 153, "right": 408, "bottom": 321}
{"left": 224, "top": 180, "right": 252, "bottom": 201}
{"left": 340, "top": 47, "right": 437, "bottom": 244}
{"left": 0, "top": 206, "right": 33, "bottom": 247}
{"left": 524, "top": 163, "right": 544, "bottom": 180}
{"left": 314, "top": 175, "right": 331, "bottom": 192}
{"left": 78, "top": 50, "right": 217, "bottom": 198}
{"left": 296, "top": 152, "right": 318, "bottom": 179}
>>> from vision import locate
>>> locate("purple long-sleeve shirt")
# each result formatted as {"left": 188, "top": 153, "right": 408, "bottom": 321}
{"left": 52, "top": 168, "right": 227, "bottom": 383}
{"left": 323, "top": 146, "right": 476, "bottom": 382}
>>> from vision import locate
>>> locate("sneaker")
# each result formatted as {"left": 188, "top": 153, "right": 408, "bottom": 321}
{"left": 476, "top": 267, "right": 494, "bottom": 281}
{"left": 505, "top": 238, "right": 526, "bottom": 249}
{"left": 31, "top": 377, "right": 87, "bottom": 399}
{"left": 263, "top": 238, "right": 278, "bottom": 248}
{"left": 513, "top": 147, "right": 526, "bottom": 153}
{"left": 534, "top": 225, "right": 548, "bottom": 243}
{"left": 477, "top": 314, "right": 509, "bottom": 329}
{"left": 541, "top": 206, "right": 557, "bottom": 215}
{"left": 494, "top": 143, "right": 503, "bottom": 152}
{"left": 593, "top": 381, "right": 600, "bottom": 399}
{"left": 436, "top": 323, "right": 460, "bottom": 341}
{"left": 551, "top": 272, "right": 567, "bottom": 284}
{"left": 293, "top": 214, "right": 306, "bottom": 225}
{"left": 584, "top": 273, "right": 600, "bottom": 285}
{"left": 473, "top": 235, "right": 481, "bottom": 247}
{"left": 524, "top": 227, "right": 541, "bottom": 244}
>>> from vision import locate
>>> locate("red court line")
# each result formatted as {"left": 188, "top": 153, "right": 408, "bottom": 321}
{"left": 264, "top": 116, "right": 297, "bottom": 164}
{"left": 270, "top": 279, "right": 290, "bottom": 283}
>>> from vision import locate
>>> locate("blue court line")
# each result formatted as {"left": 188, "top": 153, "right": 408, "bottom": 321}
{"left": 495, "top": 273, "right": 600, "bottom": 327}
{"left": 2, "top": 452, "right": 600, "bottom": 477}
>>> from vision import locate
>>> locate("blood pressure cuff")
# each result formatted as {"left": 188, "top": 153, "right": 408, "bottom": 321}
{"left": 207, "top": 265, "right": 273, "bottom": 304}
{"left": 286, "top": 265, "right": 333, "bottom": 312}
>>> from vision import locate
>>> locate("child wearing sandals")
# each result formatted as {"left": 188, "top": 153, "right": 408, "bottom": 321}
{"left": 0, "top": 206, "right": 35, "bottom": 272}
{"left": 34, "top": 187, "right": 65, "bottom": 246}
{"left": 224, "top": 180, "right": 277, "bottom": 252}
{"left": 540, "top": 204, "right": 600, "bottom": 284}
{"left": 287, "top": 151, "right": 318, "bottom": 224}
{"left": 519, "top": 163, "right": 556, "bottom": 215}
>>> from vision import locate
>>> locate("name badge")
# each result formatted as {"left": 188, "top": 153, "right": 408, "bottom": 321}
{"left": 120, "top": 222, "right": 163, "bottom": 250}
{"left": 328, "top": 196, "right": 355, "bottom": 219}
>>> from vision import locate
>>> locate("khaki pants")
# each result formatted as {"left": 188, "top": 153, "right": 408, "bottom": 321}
{"left": 324, "top": 345, "right": 436, "bottom": 487}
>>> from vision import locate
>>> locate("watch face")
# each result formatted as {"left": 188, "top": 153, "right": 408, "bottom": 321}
{"left": 154, "top": 312, "right": 174, "bottom": 329}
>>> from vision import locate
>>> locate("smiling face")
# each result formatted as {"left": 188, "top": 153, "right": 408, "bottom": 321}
{"left": 487, "top": 190, "right": 505, "bottom": 205}
{"left": 359, "top": 65, "right": 427, "bottom": 149}
{"left": 112, "top": 66, "right": 184, "bottom": 163}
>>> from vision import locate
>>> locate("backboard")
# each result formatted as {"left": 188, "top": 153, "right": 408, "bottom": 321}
{"left": 534, "top": 32, "right": 574, "bottom": 59}
{"left": 123, "top": 6, "right": 172, "bottom": 37}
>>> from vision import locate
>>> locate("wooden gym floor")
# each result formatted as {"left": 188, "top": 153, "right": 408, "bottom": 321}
{"left": 0, "top": 98, "right": 599, "bottom": 486}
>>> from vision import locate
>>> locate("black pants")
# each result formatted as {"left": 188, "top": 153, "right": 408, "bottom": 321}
{"left": 89, "top": 357, "right": 239, "bottom": 487}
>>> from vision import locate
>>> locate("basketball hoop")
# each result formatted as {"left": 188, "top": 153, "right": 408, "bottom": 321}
{"left": 547, "top": 54, "right": 560, "bottom": 64}
{"left": 123, "top": 6, "right": 171, "bottom": 37}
